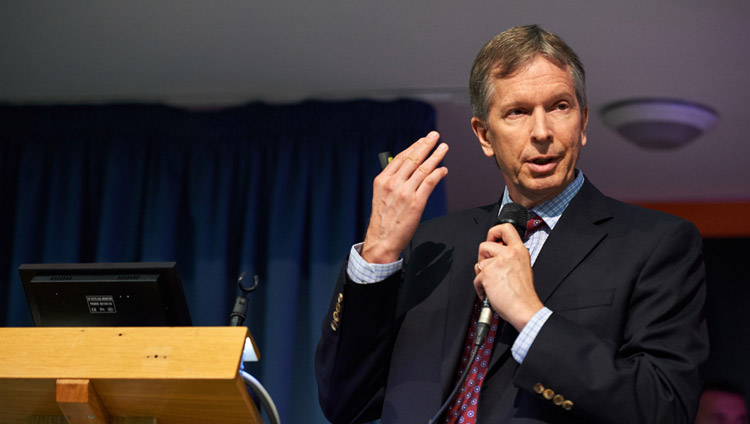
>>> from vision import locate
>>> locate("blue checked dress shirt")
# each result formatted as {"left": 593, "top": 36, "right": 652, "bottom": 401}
{"left": 347, "top": 171, "right": 584, "bottom": 363}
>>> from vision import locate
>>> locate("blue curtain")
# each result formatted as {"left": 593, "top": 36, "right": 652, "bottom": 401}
{"left": 0, "top": 100, "right": 445, "bottom": 423}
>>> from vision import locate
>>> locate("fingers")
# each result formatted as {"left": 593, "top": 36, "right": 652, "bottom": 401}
{"left": 476, "top": 224, "right": 530, "bottom": 280}
{"left": 477, "top": 240, "right": 505, "bottom": 263}
{"left": 414, "top": 144, "right": 448, "bottom": 199}
{"left": 473, "top": 280, "right": 486, "bottom": 302}
{"left": 473, "top": 260, "right": 487, "bottom": 301}
{"left": 485, "top": 222, "right": 524, "bottom": 247}
{"left": 381, "top": 134, "right": 429, "bottom": 175}
{"left": 389, "top": 132, "right": 448, "bottom": 182}
{"left": 379, "top": 131, "right": 449, "bottom": 204}
{"left": 395, "top": 131, "right": 439, "bottom": 166}
{"left": 478, "top": 225, "right": 530, "bottom": 266}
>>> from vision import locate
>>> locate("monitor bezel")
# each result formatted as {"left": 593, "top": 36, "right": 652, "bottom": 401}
{"left": 19, "top": 261, "right": 192, "bottom": 327}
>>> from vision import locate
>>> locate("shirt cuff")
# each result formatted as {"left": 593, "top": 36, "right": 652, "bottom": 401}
{"left": 511, "top": 307, "right": 553, "bottom": 363}
{"left": 346, "top": 242, "right": 403, "bottom": 284}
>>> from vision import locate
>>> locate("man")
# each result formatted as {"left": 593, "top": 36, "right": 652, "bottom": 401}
{"left": 695, "top": 382, "right": 748, "bottom": 424}
{"left": 315, "top": 25, "right": 708, "bottom": 423}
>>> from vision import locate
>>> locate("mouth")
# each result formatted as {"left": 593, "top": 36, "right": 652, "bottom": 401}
{"left": 526, "top": 156, "right": 560, "bottom": 173}
{"left": 530, "top": 157, "right": 556, "bottom": 165}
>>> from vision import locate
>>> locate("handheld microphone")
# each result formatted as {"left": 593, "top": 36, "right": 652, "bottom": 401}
{"left": 496, "top": 202, "right": 529, "bottom": 240}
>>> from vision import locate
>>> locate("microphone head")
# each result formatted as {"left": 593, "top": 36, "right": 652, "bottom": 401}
{"left": 497, "top": 202, "right": 529, "bottom": 239}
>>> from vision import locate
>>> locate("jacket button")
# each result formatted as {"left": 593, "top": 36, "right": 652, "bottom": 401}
{"left": 337, "top": 293, "right": 344, "bottom": 303}
{"left": 553, "top": 394, "right": 565, "bottom": 406}
{"left": 562, "top": 400, "right": 574, "bottom": 411}
{"left": 533, "top": 383, "right": 545, "bottom": 394}
{"left": 543, "top": 388, "right": 555, "bottom": 400}
{"left": 330, "top": 321, "right": 339, "bottom": 331}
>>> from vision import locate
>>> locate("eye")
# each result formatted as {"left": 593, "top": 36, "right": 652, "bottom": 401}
{"left": 506, "top": 108, "right": 526, "bottom": 117}
{"left": 554, "top": 102, "right": 570, "bottom": 111}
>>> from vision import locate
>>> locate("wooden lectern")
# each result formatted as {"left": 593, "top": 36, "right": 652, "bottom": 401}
{"left": 0, "top": 327, "right": 262, "bottom": 424}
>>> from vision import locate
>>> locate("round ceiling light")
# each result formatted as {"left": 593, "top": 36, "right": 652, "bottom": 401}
{"left": 601, "top": 98, "right": 718, "bottom": 150}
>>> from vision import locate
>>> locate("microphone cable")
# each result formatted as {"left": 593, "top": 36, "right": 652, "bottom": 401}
{"left": 428, "top": 297, "right": 493, "bottom": 423}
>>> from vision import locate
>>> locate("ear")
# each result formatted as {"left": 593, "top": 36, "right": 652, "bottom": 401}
{"left": 580, "top": 106, "right": 589, "bottom": 147}
{"left": 471, "top": 117, "right": 495, "bottom": 157}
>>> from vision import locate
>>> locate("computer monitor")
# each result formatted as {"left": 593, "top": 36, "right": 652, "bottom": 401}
{"left": 19, "top": 262, "right": 192, "bottom": 327}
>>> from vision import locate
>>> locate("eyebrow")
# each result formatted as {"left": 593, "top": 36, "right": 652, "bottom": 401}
{"left": 498, "top": 91, "right": 576, "bottom": 109}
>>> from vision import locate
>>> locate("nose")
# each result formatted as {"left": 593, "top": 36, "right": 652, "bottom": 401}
{"left": 530, "top": 107, "right": 552, "bottom": 142}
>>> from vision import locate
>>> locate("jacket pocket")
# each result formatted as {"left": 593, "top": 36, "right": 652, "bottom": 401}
{"left": 547, "top": 288, "right": 615, "bottom": 312}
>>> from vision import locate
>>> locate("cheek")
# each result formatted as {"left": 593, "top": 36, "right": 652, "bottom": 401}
{"left": 490, "top": 126, "right": 537, "bottom": 172}
{"left": 567, "top": 137, "right": 585, "bottom": 159}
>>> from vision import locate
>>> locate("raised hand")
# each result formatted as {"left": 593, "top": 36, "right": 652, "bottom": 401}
{"left": 361, "top": 131, "right": 449, "bottom": 264}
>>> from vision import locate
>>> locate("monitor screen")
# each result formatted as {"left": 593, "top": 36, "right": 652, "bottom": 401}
{"left": 19, "top": 262, "right": 192, "bottom": 327}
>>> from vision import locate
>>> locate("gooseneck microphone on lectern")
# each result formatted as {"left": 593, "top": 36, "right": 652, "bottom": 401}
{"left": 428, "top": 203, "right": 528, "bottom": 423}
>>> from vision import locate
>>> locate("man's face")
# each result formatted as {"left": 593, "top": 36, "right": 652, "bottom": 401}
{"left": 695, "top": 390, "right": 749, "bottom": 424}
{"left": 472, "top": 55, "right": 588, "bottom": 208}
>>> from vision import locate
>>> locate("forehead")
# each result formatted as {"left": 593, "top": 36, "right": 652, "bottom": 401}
{"left": 490, "top": 56, "right": 576, "bottom": 105}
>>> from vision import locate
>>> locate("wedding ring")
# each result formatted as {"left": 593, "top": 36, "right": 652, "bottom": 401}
{"left": 476, "top": 262, "right": 482, "bottom": 272}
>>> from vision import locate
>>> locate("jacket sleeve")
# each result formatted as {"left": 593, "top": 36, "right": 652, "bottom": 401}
{"left": 314, "top": 262, "right": 402, "bottom": 424}
{"left": 513, "top": 218, "right": 709, "bottom": 423}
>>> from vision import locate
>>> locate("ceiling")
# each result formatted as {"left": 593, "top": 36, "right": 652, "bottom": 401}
{"left": 1, "top": 1, "right": 748, "bottom": 212}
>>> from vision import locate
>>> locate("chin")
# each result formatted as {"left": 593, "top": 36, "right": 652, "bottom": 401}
{"left": 524, "top": 174, "right": 565, "bottom": 189}
{"left": 520, "top": 175, "right": 568, "bottom": 200}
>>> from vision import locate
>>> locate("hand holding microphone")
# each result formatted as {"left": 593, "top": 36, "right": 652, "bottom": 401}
{"left": 474, "top": 203, "right": 527, "bottom": 345}
{"left": 475, "top": 203, "right": 543, "bottom": 332}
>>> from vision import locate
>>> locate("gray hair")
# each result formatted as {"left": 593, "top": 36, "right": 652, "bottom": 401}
{"left": 469, "top": 25, "right": 587, "bottom": 122}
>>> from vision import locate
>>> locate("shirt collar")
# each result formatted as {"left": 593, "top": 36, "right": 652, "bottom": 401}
{"left": 500, "top": 170, "right": 584, "bottom": 231}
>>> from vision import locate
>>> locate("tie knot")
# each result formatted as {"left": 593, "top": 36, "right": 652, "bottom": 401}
{"left": 525, "top": 214, "right": 545, "bottom": 239}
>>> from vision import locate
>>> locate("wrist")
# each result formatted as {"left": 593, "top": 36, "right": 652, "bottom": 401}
{"left": 509, "top": 302, "right": 545, "bottom": 332}
{"left": 360, "top": 245, "right": 401, "bottom": 264}
{"left": 361, "top": 241, "right": 401, "bottom": 264}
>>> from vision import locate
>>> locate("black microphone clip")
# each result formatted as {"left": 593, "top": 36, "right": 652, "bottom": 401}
{"left": 229, "top": 272, "right": 260, "bottom": 327}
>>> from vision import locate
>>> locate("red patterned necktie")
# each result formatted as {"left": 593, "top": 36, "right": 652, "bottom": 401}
{"left": 445, "top": 213, "right": 546, "bottom": 423}
{"left": 444, "top": 301, "right": 501, "bottom": 423}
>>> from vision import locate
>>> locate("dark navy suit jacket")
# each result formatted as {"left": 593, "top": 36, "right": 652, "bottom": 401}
{"left": 315, "top": 179, "right": 708, "bottom": 423}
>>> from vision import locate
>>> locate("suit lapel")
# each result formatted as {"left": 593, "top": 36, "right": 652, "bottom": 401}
{"left": 532, "top": 180, "right": 612, "bottom": 303}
